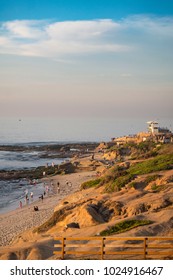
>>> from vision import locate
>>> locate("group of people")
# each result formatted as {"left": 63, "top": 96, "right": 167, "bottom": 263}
{"left": 19, "top": 177, "right": 72, "bottom": 210}
{"left": 25, "top": 191, "right": 34, "bottom": 203}
{"left": 19, "top": 191, "right": 34, "bottom": 209}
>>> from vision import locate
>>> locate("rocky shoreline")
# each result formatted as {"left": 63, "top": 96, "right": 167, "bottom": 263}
{"left": 0, "top": 142, "right": 98, "bottom": 153}
{"left": 0, "top": 142, "right": 98, "bottom": 181}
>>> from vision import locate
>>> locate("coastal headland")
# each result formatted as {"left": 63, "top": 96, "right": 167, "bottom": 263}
{"left": 0, "top": 142, "right": 98, "bottom": 180}
{"left": 0, "top": 140, "right": 173, "bottom": 260}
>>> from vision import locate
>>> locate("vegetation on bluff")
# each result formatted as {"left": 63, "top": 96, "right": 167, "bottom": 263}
{"left": 128, "top": 154, "right": 173, "bottom": 175}
{"left": 80, "top": 178, "right": 102, "bottom": 190}
{"left": 107, "top": 141, "right": 159, "bottom": 159}
{"left": 80, "top": 143, "right": 173, "bottom": 193}
{"left": 100, "top": 219, "right": 153, "bottom": 236}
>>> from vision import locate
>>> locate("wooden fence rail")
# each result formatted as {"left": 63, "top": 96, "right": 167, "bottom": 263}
{"left": 54, "top": 236, "right": 173, "bottom": 260}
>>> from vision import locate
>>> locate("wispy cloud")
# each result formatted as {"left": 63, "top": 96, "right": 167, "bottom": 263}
{"left": 123, "top": 15, "right": 173, "bottom": 37}
{"left": 0, "top": 16, "right": 173, "bottom": 58}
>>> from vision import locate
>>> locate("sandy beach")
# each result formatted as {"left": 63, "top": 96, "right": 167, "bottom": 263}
{"left": 0, "top": 170, "right": 96, "bottom": 247}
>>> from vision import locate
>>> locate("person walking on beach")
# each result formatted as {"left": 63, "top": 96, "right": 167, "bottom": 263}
{"left": 26, "top": 197, "right": 29, "bottom": 205}
{"left": 57, "top": 181, "right": 60, "bottom": 193}
{"left": 46, "top": 185, "right": 49, "bottom": 195}
{"left": 30, "top": 192, "right": 33, "bottom": 200}
{"left": 19, "top": 201, "right": 22, "bottom": 209}
{"left": 25, "top": 193, "right": 29, "bottom": 204}
{"left": 33, "top": 179, "right": 36, "bottom": 186}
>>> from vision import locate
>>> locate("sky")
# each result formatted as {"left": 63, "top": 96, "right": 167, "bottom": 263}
{"left": 0, "top": 1, "right": 173, "bottom": 127}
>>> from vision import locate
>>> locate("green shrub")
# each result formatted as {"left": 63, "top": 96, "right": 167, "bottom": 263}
{"left": 137, "top": 141, "right": 156, "bottom": 152}
{"left": 80, "top": 178, "right": 101, "bottom": 190}
{"left": 85, "top": 153, "right": 173, "bottom": 194}
{"left": 99, "top": 165, "right": 127, "bottom": 186}
{"left": 151, "top": 184, "right": 167, "bottom": 192}
{"left": 100, "top": 219, "right": 153, "bottom": 236}
{"left": 144, "top": 174, "right": 160, "bottom": 184}
{"left": 128, "top": 154, "right": 173, "bottom": 175}
{"left": 114, "top": 174, "right": 135, "bottom": 189}
{"left": 104, "top": 182, "right": 120, "bottom": 193}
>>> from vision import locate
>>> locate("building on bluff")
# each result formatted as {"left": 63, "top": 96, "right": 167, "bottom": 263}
{"left": 111, "top": 121, "right": 173, "bottom": 145}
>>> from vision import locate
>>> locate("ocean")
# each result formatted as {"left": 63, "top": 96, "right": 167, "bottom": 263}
{"left": 0, "top": 117, "right": 152, "bottom": 144}
{"left": 0, "top": 116, "right": 172, "bottom": 214}
{"left": 1, "top": 117, "right": 172, "bottom": 144}
{"left": 0, "top": 148, "right": 66, "bottom": 214}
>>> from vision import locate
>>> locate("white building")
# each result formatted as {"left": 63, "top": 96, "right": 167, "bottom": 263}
{"left": 147, "top": 121, "right": 173, "bottom": 143}
{"left": 147, "top": 121, "right": 159, "bottom": 135}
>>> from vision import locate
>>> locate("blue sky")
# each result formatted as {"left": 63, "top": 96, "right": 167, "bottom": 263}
{"left": 1, "top": 0, "right": 173, "bottom": 20}
{"left": 0, "top": 0, "right": 173, "bottom": 127}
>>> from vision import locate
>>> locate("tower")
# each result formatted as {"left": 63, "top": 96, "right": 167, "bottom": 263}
{"left": 147, "top": 121, "right": 159, "bottom": 135}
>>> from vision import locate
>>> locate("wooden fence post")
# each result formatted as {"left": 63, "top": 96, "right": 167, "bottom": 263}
{"left": 62, "top": 237, "right": 65, "bottom": 259}
{"left": 143, "top": 237, "right": 147, "bottom": 260}
{"left": 101, "top": 237, "right": 105, "bottom": 260}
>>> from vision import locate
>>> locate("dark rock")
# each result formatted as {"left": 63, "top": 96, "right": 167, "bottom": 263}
{"left": 66, "top": 222, "right": 80, "bottom": 229}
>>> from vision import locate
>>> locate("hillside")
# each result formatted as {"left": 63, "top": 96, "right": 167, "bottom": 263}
{"left": 0, "top": 142, "right": 173, "bottom": 260}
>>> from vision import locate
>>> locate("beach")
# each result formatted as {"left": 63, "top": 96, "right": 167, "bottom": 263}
{"left": 0, "top": 170, "right": 96, "bottom": 247}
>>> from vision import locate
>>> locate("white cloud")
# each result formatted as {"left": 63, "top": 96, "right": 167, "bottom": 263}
{"left": 2, "top": 20, "right": 46, "bottom": 39}
{"left": 0, "top": 16, "right": 173, "bottom": 58}
{"left": 0, "top": 19, "right": 129, "bottom": 57}
{"left": 46, "top": 19, "right": 119, "bottom": 40}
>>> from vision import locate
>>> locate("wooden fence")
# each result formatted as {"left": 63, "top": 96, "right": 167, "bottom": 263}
{"left": 54, "top": 236, "right": 173, "bottom": 260}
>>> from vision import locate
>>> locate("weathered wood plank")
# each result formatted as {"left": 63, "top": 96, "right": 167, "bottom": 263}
{"left": 105, "top": 251, "right": 144, "bottom": 255}
{"left": 53, "top": 236, "right": 173, "bottom": 259}
{"left": 64, "top": 251, "right": 101, "bottom": 255}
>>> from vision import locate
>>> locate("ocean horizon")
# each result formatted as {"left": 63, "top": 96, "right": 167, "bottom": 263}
{"left": 0, "top": 117, "right": 172, "bottom": 145}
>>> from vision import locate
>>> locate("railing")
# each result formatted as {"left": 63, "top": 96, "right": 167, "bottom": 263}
{"left": 54, "top": 236, "right": 173, "bottom": 260}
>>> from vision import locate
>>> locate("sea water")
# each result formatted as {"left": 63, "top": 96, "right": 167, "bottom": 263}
{"left": 0, "top": 179, "right": 46, "bottom": 214}
{"left": 0, "top": 148, "right": 65, "bottom": 214}
{"left": 0, "top": 116, "right": 154, "bottom": 144}
{"left": 0, "top": 117, "right": 172, "bottom": 144}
